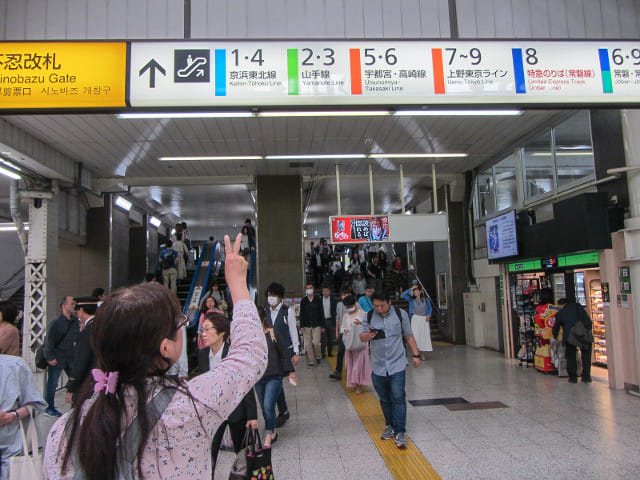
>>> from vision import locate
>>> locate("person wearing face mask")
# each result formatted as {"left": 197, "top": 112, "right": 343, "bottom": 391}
{"left": 265, "top": 283, "right": 299, "bottom": 429}
{"left": 299, "top": 283, "right": 324, "bottom": 367}
{"left": 340, "top": 296, "right": 372, "bottom": 394}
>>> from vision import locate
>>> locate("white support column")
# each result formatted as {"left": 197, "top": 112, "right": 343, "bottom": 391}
{"left": 621, "top": 109, "right": 640, "bottom": 380}
{"left": 21, "top": 192, "right": 58, "bottom": 370}
{"left": 22, "top": 199, "right": 48, "bottom": 368}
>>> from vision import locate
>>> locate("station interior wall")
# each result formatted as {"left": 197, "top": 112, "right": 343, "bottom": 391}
{"left": 599, "top": 232, "right": 639, "bottom": 389}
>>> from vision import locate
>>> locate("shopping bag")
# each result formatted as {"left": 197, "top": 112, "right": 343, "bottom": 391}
{"left": 9, "top": 415, "right": 42, "bottom": 480}
{"left": 247, "top": 442, "right": 274, "bottom": 480}
{"left": 229, "top": 428, "right": 256, "bottom": 480}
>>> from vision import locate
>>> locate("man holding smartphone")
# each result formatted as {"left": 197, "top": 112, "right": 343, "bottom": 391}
{"left": 360, "top": 291, "right": 420, "bottom": 449}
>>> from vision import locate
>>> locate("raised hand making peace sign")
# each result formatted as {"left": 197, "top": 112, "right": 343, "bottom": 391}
{"left": 224, "top": 233, "right": 251, "bottom": 303}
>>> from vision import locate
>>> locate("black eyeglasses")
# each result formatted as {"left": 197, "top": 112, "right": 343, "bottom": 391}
{"left": 175, "top": 314, "right": 189, "bottom": 329}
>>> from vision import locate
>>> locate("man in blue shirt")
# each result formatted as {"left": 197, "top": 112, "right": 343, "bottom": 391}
{"left": 360, "top": 291, "right": 420, "bottom": 449}
{"left": 358, "top": 286, "right": 374, "bottom": 312}
{"left": 159, "top": 241, "right": 180, "bottom": 294}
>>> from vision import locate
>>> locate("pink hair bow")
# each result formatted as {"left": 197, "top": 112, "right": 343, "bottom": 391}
{"left": 92, "top": 368, "right": 119, "bottom": 395}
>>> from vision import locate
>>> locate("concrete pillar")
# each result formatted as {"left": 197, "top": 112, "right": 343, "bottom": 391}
{"left": 620, "top": 110, "right": 640, "bottom": 383}
{"left": 129, "top": 218, "right": 148, "bottom": 284}
{"left": 255, "top": 176, "right": 304, "bottom": 302}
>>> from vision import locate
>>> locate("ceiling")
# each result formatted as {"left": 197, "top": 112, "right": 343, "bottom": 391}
{"left": 0, "top": 109, "right": 572, "bottom": 233}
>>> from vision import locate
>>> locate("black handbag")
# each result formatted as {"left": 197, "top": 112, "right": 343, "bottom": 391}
{"left": 229, "top": 429, "right": 274, "bottom": 480}
{"left": 35, "top": 319, "right": 73, "bottom": 369}
{"left": 35, "top": 347, "right": 48, "bottom": 369}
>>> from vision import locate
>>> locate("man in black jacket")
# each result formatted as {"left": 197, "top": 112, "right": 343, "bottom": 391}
{"left": 300, "top": 283, "right": 324, "bottom": 366}
{"left": 552, "top": 298, "right": 593, "bottom": 383}
{"left": 321, "top": 286, "right": 337, "bottom": 357}
{"left": 64, "top": 297, "right": 99, "bottom": 405}
{"left": 43, "top": 296, "right": 79, "bottom": 416}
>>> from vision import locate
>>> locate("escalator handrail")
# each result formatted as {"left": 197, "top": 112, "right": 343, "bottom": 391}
{"left": 185, "top": 242, "right": 219, "bottom": 328}
{"left": 182, "top": 241, "right": 215, "bottom": 316}
{"left": 247, "top": 248, "right": 256, "bottom": 288}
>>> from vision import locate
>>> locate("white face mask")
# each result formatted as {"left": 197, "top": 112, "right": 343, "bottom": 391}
{"left": 348, "top": 307, "right": 357, "bottom": 313}
{"left": 267, "top": 296, "right": 279, "bottom": 307}
{"left": 306, "top": 289, "right": 314, "bottom": 296}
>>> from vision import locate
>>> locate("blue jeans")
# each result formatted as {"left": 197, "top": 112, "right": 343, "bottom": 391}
{"left": 45, "top": 365, "right": 71, "bottom": 409}
{"left": 371, "top": 369, "right": 407, "bottom": 434}
{"left": 254, "top": 376, "right": 283, "bottom": 435}
{"left": 276, "top": 388, "right": 288, "bottom": 415}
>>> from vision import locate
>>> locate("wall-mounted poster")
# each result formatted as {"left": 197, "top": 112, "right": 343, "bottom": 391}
{"left": 437, "top": 272, "right": 448, "bottom": 309}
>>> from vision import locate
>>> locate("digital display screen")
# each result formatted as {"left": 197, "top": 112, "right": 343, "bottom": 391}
{"left": 486, "top": 210, "right": 519, "bottom": 260}
{"left": 330, "top": 216, "right": 390, "bottom": 243}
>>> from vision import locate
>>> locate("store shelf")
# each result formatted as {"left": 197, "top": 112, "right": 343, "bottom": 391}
{"left": 590, "top": 279, "right": 607, "bottom": 367}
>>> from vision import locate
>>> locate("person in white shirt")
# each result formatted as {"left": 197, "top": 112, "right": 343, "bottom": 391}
{"left": 266, "top": 282, "right": 299, "bottom": 429}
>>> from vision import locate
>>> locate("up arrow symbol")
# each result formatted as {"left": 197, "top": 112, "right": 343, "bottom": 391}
{"left": 139, "top": 59, "right": 166, "bottom": 88}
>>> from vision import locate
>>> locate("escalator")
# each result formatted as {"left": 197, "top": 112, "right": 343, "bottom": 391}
{"left": 182, "top": 240, "right": 222, "bottom": 323}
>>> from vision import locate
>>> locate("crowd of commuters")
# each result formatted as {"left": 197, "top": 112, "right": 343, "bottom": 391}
{"left": 0, "top": 227, "right": 444, "bottom": 478}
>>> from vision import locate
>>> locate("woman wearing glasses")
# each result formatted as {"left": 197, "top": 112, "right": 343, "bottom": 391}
{"left": 402, "top": 282, "right": 433, "bottom": 361}
{"left": 198, "top": 312, "right": 258, "bottom": 477}
{"left": 43, "top": 234, "right": 267, "bottom": 480}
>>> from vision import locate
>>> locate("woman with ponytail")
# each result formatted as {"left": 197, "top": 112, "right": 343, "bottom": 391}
{"left": 43, "top": 234, "right": 267, "bottom": 480}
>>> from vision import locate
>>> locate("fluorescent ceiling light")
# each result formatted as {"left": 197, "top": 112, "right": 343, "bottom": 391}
{"left": 159, "top": 155, "right": 263, "bottom": 161}
{"left": 149, "top": 216, "right": 162, "bottom": 227}
{"left": 114, "top": 196, "right": 132, "bottom": 211}
{"left": 0, "top": 159, "right": 22, "bottom": 172}
{"left": 258, "top": 110, "right": 390, "bottom": 117}
{"left": 265, "top": 154, "right": 367, "bottom": 160}
{"left": 118, "top": 112, "right": 254, "bottom": 119}
{"left": 394, "top": 109, "right": 522, "bottom": 116}
{"left": 0, "top": 165, "right": 21, "bottom": 180}
{"left": 531, "top": 152, "right": 593, "bottom": 156}
{"left": 369, "top": 153, "right": 467, "bottom": 158}
{"left": 0, "top": 223, "right": 29, "bottom": 231}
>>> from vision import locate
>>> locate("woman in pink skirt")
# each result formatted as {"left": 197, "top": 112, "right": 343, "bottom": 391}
{"left": 340, "top": 295, "right": 372, "bottom": 394}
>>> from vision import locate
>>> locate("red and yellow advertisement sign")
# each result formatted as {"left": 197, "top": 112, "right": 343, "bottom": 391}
{"left": 330, "top": 216, "right": 390, "bottom": 243}
{"left": 0, "top": 42, "right": 126, "bottom": 109}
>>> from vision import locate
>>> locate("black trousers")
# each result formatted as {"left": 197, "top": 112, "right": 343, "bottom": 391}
{"left": 324, "top": 318, "right": 336, "bottom": 355}
{"left": 565, "top": 343, "right": 592, "bottom": 380}
{"left": 334, "top": 333, "right": 345, "bottom": 374}
{"left": 211, "top": 419, "right": 248, "bottom": 479}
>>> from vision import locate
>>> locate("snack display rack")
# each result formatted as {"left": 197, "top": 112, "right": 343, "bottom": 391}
{"left": 589, "top": 279, "right": 607, "bottom": 366}
{"left": 514, "top": 276, "right": 543, "bottom": 367}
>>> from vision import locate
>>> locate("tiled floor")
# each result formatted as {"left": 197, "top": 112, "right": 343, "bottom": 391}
{"left": 43, "top": 346, "right": 640, "bottom": 480}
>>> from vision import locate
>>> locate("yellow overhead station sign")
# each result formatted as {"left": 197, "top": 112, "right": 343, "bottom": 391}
{"left": 0, "top": 42, "right": 126, "bottom": 109}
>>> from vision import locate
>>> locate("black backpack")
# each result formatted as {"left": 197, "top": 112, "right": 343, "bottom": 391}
{"left": 160, "top": 252, "right": 174, "bottom": 270}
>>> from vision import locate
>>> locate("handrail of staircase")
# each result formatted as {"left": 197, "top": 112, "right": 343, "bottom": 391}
{"left": 411, "top": 273, "right": 443, "bottom": 322}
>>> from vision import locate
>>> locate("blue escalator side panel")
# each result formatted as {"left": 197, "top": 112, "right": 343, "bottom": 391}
{"left": 182, "top": 241, "right": 209, "bottom": 315}
{"left": 247, "top": 248, "right": 256, "bottom": 288}
{"left": 185, "top": 241, "right": 219, "bottom": 328}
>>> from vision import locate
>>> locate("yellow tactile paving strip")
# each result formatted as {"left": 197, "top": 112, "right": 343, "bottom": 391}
{"left": 327, "top": 355, "right": 442, "bottom": 480}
